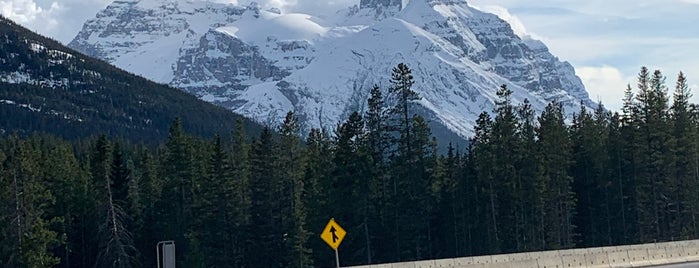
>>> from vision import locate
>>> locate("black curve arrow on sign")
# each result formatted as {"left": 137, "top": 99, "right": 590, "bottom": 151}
{"left": 330, "top": 226, "right": 339, "bottom": 243}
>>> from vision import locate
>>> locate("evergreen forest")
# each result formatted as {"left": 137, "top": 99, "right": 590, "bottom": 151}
{"left": 2, "top": 65, "right": 699, "bottom": 268}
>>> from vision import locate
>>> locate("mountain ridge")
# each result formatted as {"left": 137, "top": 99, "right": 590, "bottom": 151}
{"left": 0, "top": 14, "right": 263, "bottom": 143}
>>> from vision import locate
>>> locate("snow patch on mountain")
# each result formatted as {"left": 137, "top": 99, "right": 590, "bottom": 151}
{"left": 221, "top": 11, "right": 328, "bottom": 45}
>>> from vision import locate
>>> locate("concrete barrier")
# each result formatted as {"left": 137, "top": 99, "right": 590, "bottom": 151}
{"left": 345, "top": 239, "right": 699, "bottom": 268}
{"left": 625, "top": 248, "right": 650, "bottom": 267}
{"left": 433, "top": 258, "right": 454, "bottom": 267}
{"left": 390, "top": 261, "right": 416, "bottom": 268}
{"left": 413, "top": 259, "right": 436, "bottom": 268}
{"left": 560, "top": 253, "right": 586, "bottom": 267}
{"left": 508, "top": 252, "right": 534, "bottom": 262}
{"left": 451, "top": 257, "right": 475, "bottom": 267}
{"left": 647, "top": 247, "right": 669, "bottom": 266}
{"left": 469, "top": 255, "right": 492, "bottom": 266}
{"left": 531, "top": 251, "right": 563, "bottom": 268}
{"left": 606, "top": 247, "right": 630, "bottom": 268}
{"left": 583, "top": 251, "right": 610, "bottom": 268}
{"left": 559, "top": 249, "right": 589, "bottom": 268}
{"left": 681, "top": 240, "right": 699, "bottom": 262}
{"left": 491, "top": 253, "right": 511, "bottom": 264}
{"left": 664, "top": 242, "right": 688, "bottom": 263}
{"left": 487, "top": 259, "right": 539, "bottom": 268}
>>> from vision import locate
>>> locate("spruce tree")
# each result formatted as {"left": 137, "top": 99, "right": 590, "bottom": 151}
{"left": 571, "top": 103, "right": 611, "bottom": 247}
{"left": 606, "top": 112, "right": 632, "bottom": 244}
{"left": 158, "top": 118, "right": 195, "bottom": 264}
{"left": 304, "top": 128, "right": 335, "bottom": 267}
{"left": 278, "top": 112, "right": 312, "bottom": 268}
{"left": 537, "top": 102, "right": 576, "bottom": 249}
{"left": 515, "top": 99, "right": 544, "bottom": 251}
{"left": 388, "top": 63, "right": 420, "bottom": 155}
{"left": 331, "top": 111, "right": 373, "bottom": 265}
{"left": 471, "top": 112, "right": 500, "bottom": 253}
{"left": 620, "top": 84, "right": 641, "bottom": 243}
{"left": 634, "top": 68, "right": 672, "bottom": 242}
{"left": 364, "top": 84, "right": 393, "bottom": 263}
{"left": 95, "top": 141, "right": 137, "bottom": 268}
{"left": 405, "top": 115, "right": 435, "bottom": 259}
{"left": 38, "top": 138, "right": 85, "bottom": 268}
{"left": 193, "top": 135, "right": 229, "bottom": 267}
{"left": 669, "top": 72, "right": 697, "bottom": 238}
{"left": 0, "top": 138, "right": 61, "bottom": 267}
{"left": 228, "top": 119, "right": 251, "bottom": 267}
{"left": 491, "top": 85, "right": 520, "bottom": 252}
{"left": 132, "top": 149, "right": 161, "bottom": 268}
{"left": 248, "top": 127, "right": 281, "bottom": 267}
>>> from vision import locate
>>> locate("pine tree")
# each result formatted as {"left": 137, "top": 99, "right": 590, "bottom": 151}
{"left": 304, "top": 128, "right": 336, "bottom": 267}
{"left": 0, "top": 137, "right": 61, "bottom": 267}
{"left": 39, "top": 138, "right": 84, "bottom": 268}
{"left": 228, "top": 119, "right": 251, "bottom": 267}
{"left": 331, "top": 111, "right": 374, "bottom": 265}
{"left": 364, "top": 84, "right": 393, "bottom": 263}
{"left": 669, "top": 72, "right": 697, "bottom": 238}
{"left": 620, "top": 84, "right": 641, "bottom": 243}
{"left": 193, "top": 135, "right": 229, "bottom": 267}
{"left": 388, "top": 63, "right": 420, "bottom": 155}
{"left": 158, "top": 118, "right": 195, "bottom": 264}
{"left": 430, "top": 143, "right": 459, "bottom": 258}
{"left": 95, "top": 141, "right": 137, "bottom": 268}
{"left": 132, "top": 149, "right": 161, "bottom": 268}
{"left": 537, "top": 102, "right": 576, "bottom": 249}
{"left": 515, "top": 99, "right": 544, "bottom": 251}
{"left": 634, "top": 68, "right": 672, "bottom": 242}
{"left": 471, "top": 112, "right": 500, "bottom": 253}
{"left": 491, "top": 85, "right": 520, "bottom": 252}
{"left": 571, "top": 102, "right": 611, "bottom": 247}
{"left": 278, "top": 112, "right": 312, "bottom": 268}
{"left": 387, "top": 63, "right": 420, "bottom": 176}
{"left": 404, "top": 115, "right": 435, "bottom": 259}
{"left": 248, "top": 127, "right": 281, "bottom": 267}
{"left": 606, "top": 112, "right": 632, "bottom": 244}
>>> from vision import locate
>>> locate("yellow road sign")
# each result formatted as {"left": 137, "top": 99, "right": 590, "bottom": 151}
{"left": 320, "top": 218, "right": 346, "bottom": 250}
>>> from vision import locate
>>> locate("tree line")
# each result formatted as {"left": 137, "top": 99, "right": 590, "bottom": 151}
{"left": 1, "top": 65, "right": 699, "bottom": 267}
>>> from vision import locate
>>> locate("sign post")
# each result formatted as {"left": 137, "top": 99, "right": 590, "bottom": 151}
{"left": 321, "top": 218, "right": 346, "bottom": 268}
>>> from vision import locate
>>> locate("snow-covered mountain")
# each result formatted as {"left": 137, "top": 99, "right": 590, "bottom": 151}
{"left": 69, "top": 0, "right": 595, "bottom": 140}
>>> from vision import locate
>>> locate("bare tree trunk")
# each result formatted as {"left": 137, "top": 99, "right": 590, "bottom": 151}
{"left": 13, "top": 173, "right": 23, "bottom": 265}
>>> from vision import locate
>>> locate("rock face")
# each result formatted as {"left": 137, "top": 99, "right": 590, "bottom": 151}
{"left": 69, "top": 0, "right": 595, "bottom": 140}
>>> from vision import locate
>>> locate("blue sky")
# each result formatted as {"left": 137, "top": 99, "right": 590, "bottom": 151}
{"left": 2, "top": 0, "right": 698, "bottom": 111}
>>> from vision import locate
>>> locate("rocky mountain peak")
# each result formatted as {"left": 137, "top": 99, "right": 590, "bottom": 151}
{"left": 360, "top": 0, "right": 403, "bottom": 9}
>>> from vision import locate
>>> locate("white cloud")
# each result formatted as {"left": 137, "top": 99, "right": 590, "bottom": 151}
{"left": 469, "top": 4, "right": 531, "bottom": 38}
{"left": 0, "top": 0, "right": 60, "bottom": 28}
{"left": 234, "top": 0, "right": 355, "bottom": 16}
{"left": 576, "top": 66, "right": 632, "bottom": 112}
{"left": 1, "top": 0, "right": 113, "bottom": 42}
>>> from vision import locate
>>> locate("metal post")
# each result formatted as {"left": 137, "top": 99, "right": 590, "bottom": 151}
{"left": 335, "top": 249, "right": 340, "bottom": 268}
{"left": 157, "top": 241, "right": 176, "bottom": 268}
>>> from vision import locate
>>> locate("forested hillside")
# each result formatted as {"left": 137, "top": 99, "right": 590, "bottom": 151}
{"left": 0, "top": 15, "right": 262, "bottom": 143}
{"left": 1, "top": 64, "right": 698, "bottom": 268}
